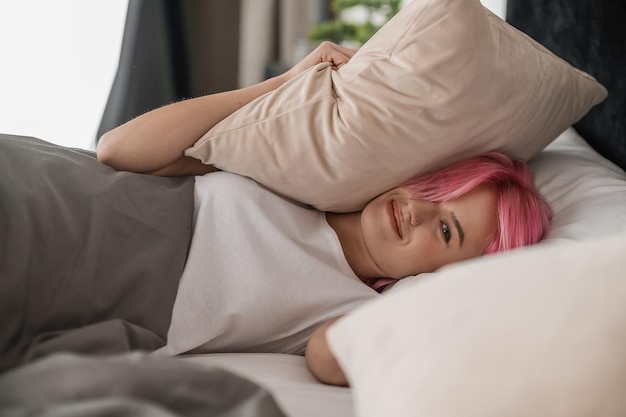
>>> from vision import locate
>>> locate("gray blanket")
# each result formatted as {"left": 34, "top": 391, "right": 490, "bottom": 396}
{"left": 0, "top": 135, "right": 288, "bottom": 416}
{"left": 0, "top": 352, "right": 286, "bottom": 417}
{"left": 0, "top": 134, "right": 194, "bottom": 371}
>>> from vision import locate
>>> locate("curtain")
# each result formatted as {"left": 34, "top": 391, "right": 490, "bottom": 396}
{"left": 97, "top": 0, "right": 321, "bottom": 139}
{"left": 97, "top": 0, "right": 241, "bottom": 139}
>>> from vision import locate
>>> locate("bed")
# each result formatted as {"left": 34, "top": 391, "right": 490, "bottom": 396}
{"left": 1, "top": 0, "right": 625, "bottom": 416}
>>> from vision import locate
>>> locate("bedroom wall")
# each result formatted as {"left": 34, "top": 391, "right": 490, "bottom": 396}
{"left": 238, "top": 0, "right": 319, "bottom": 88}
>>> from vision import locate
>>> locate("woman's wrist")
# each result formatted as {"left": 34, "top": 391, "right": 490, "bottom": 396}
{"left": 305, "top": 317, "right": 348, "bottom": 386}
{"left": 270, "top": 71, "right": 292, "bottom": 89}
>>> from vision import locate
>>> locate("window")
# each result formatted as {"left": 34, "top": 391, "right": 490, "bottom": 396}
{"left": 0, "top": 0, "right": 128, "bottom": 150}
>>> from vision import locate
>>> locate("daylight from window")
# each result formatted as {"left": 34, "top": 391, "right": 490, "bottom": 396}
{"left": 0, "top": 1, "right": 128, "bottom": 150}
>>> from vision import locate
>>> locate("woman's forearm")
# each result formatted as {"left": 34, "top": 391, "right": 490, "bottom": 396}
{"left": 97, "top": 41, "right": 356, "bottom": 175}
{"left": 96, "top": 74, "right": 288, "bottom": 173}
{"left": 305, "top": 317, "right": 348, "bottom": 386}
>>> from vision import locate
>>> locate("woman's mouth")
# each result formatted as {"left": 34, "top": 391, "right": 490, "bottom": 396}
{"left": 387, "top": 200, "right": 403, "bottom": 239}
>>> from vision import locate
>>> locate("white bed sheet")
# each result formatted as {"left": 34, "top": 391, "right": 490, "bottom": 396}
{"left": 183, "top": 353, "right": 353, "bottom": 417}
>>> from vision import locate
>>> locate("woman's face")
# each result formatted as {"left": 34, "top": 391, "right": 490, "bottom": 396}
{"left": 360, "top": 184, "right": 498, "bottom": 279}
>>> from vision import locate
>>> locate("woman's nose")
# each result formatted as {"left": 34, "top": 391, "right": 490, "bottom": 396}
{"left": 407, "top": 199, "right": 438, "bottom": 226}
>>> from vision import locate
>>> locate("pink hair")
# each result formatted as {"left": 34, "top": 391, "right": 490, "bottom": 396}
{"left": 371, "top": 153, "right": 552, "bottom": 292}
{"left": 402, "top": 152, "right": 552, "bottom": 254}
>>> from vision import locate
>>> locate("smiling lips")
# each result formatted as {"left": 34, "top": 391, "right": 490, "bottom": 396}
{"left": 388, "top": 200, "right": 403, "bottom": 239}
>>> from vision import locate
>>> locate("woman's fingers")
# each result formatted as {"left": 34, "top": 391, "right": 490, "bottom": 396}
{"left": 285, "top": 41, "right": 358, "bottom": 80}
{"left": 318, "top": 41, "right": 358, "bottom": 69}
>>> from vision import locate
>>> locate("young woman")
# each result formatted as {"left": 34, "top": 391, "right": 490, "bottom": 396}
{"left": 97, "top": 42, "right": 552, "bottom": 384}
{"left": 304, "top": 150, "right": 552, "bottom": 386}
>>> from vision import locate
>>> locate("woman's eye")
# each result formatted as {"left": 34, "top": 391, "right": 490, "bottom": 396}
{"left": 441, "top": 222, "right": 451, "bottom": 243}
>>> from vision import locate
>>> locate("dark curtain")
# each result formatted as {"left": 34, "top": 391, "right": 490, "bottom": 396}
{"left": 97, "top": 0, "right": 241, "bottom": 141}
{"left": 506, "top": 0, "right": 626, "bottom": 172}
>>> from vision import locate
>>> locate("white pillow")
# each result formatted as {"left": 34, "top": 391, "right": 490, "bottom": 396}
{"left": 530, "top": 128, "right": 626, "bottom": 244}
{"left": 185, "top": 0, "right": 606, "bottom": 212}
{"left": 327, "top": 233, "right": 626, "bottom": 417}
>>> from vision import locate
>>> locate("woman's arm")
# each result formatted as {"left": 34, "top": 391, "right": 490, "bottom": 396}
{"left": 305, "top": 316, "right": 349, "bottom": 386}
{"left": 97, "top": 41, "right": 356, "bottom": 176}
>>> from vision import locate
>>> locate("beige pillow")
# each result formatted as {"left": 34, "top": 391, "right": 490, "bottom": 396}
{"left": 327, "top": 233, "right": 626, "bottom": 417}
{"left": 185, "top": 0, "right": 607, "bottom": 212}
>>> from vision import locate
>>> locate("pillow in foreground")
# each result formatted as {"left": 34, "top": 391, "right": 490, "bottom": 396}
{"left": 185, "top": 0, "right": 607, "bottom": 212}
{"left": 328, "top": 233, "right": 626, "bottom": 417}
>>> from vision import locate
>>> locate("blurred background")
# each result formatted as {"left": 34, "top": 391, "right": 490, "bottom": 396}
{"left": 0, "top": 0, "right": 505, "bottom": 151}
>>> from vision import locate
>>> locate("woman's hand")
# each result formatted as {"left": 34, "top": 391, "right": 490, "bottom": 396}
{"left": 283, "top": 41, "right": 357, "bottom": 82}
{"left": 305, "top": 316, "right": 349, "bottom": 386}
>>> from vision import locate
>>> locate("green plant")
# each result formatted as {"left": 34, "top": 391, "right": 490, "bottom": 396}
{"left": 309, "top": 0, "right": 402, "bottom": 45}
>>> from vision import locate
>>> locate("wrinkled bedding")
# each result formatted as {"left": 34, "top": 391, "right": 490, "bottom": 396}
{"left": 0, "top": 352, "right": 286, "bottom": 417}
{"left": 0, "top": 134, "right": 194, "bottom": 372}
{"left": 0, "top": 133, "right": 289, "bottom": 417}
